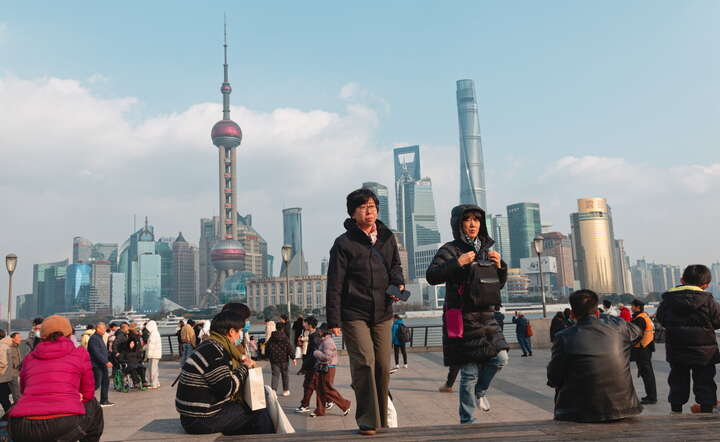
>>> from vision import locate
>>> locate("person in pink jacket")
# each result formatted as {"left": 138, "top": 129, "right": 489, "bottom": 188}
{"left": 8, "top": 315, "right": 104, "bottom": 442}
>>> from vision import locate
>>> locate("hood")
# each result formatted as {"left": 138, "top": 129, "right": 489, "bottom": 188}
{"left": 343, "top": 218, "right": 393, "bottom": 244}
{"left": 32, "top": 336, "right": 76, "bottom": 360}
{"left": 450, "top": 204, "right": 494, "bottom": 249}
{"left": 662, "top": 288, "right": 712, "bottom": 314}
{"left": 145, "top": 320, "right": 158, "bottom": 334}
{"left": 270, "top": 330, "right": 287, "bottom": 340}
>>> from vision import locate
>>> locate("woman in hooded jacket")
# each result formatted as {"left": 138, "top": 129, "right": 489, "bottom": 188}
{"left": 145, "top": 320, "right": 162, "bottom": 389}
{"left": 426, "top": 204, "right": 509, "bottom": 425}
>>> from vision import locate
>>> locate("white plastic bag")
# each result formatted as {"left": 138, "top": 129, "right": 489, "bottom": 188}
{"left": 387, "top": 396, "right": 398, "bottom": 428}
{"left": 243, "top": 367, "right": 266, "bottom": 411}
{"left": 264, "top": 386, "right": 295, "bottom": 433}
{"left": 294, "top": 346, "right": 303, "bottom": 360}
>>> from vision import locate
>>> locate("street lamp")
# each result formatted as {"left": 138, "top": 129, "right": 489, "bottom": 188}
{"left": 5, "top": 254, "right": 17, "bottom": 333}
{"left": 532, "top": 237, "right": 546, "bottom": 318}
{"left": 281, "top": 245, "right": 293, "bottom": 318}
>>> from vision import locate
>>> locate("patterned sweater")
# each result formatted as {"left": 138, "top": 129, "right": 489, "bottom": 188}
{"left": 175, "top": 339, "right": 249, "bottom": 418}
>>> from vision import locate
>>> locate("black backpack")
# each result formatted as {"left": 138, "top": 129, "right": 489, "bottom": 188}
{"left": 396, "top": 324, "right": 412, "bottom": 343}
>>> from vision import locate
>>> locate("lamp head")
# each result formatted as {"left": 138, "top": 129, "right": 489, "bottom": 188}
{"left": 533, "top": 237, "right": 544, "bottom": 255}
{"left": 5, "top": 254, "right": 17, "bottom": 275}
{"left": 281, "top": 245, "right": 293, "bottom": 264}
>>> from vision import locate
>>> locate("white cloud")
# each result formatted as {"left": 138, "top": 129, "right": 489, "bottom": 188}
{"left": 338, "top": 82, "right": 390, "bottom": 114}
{"left": 86, "top": 73, "right": 109, "bottom": 84}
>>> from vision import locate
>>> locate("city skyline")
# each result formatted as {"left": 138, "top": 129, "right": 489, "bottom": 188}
{"left": 1, "top": 2, "right": 718, "bottom": 299}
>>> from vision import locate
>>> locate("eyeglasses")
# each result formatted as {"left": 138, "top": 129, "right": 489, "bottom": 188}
{"left": 357, "top": 204, "right": 378, "bottom": 212}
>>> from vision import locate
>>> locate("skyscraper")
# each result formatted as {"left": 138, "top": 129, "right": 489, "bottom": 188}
{"left": 172, "top": 232, "right": 198, "bottom": 308}
{"left": 539, "top": 232, "right": 575, "bottom": 296}
{"left": 362, "top": 182, "right": 391, "bottom": 227}
{"left": 613, "top": 239, "right": 633, "bottom": 294}
{"left": 237, "top": 214, "right": 269, "bottom": 277}
{"left": 281, "top": 208, "right": 308, "bottom": 276}
{"left": 402, "top": 178, "right": 441, "bottom": 280}
{"left": 570, "top": 198, "right": 617, "bottom": 295}
{"left": 710, "top": 263, "right": 720, "bottom": 298}
{"left": 91, "top": 243, "right": 118, "bottom": 271}
{"left": 198, "top": 217, "right": 218, "bottom": 299}
{"left": 507, "top": 202, "right": 542, "bottom": 268}
{"left": 456, "top": 79, "right": 487, "bottom": 209}
{"left": 89, "top": 261, "right": 111, "bottom": 314}
{"left": 65, "top": 263, "right": 92, "bottom": 311}
{"left": 394, "top": 145, "right": 421, "bottom": 238}
{"left": 33, "top": 259, "right": 68, "bottom": 316}
{"left": 156, "top": 238, "right": 174, "bottom": 302}
{"left": 73, "top": 237, "right": 92, "bottom": 264}
{"left": 489, "top": 214, "right": 512, "bottom": 267}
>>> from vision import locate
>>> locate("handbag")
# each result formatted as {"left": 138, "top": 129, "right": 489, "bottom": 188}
{"left": 243, "top": 367, "right": 267, "bottom": 411}
{"left": 445, "top": 308, "right": 464, "bottom": 338}
{"left": 387, "top": 396, "right": 398, "bottom": 428}
{"left": 264, "top": 386, "right": 296, "bottom": 434}
{"left": 526, "top": 322, "right": 534, "bottom": 338}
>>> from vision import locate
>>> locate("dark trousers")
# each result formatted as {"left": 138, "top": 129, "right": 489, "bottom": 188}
{"left": 634, "top": 351, "right": 657, "bottom": 401}
{"left": 342, "top": 319, "right": 392, "bottom": 431}
{"left": 92, "top": 365, "right": 109, "bottom": 403}
{"left": 9, "top": 398, "right": 104, "bottom": 442}
{"left": 445, "top": 365, "right": 460, "bottom": 388}
{"left": 393, "top": 344, "right": 407, "bottom": 366}
{"left": 668, "top": 363, "right": 717, "bottom": 409}
{"left": 180, "top": 401, "right": 274, "bottom": 435}
{"left": 270, "top": 361, "right": 289, "bottom": 392}
{"left": 517, "top": 335, "right": 532, "bottom": 355}
{"left": 301, "top": 371, "right": 318, "bottom": 408}
{"left": 314, "top": 367, "right": 351, "bottom": 416}
{"left": 0, "top": 383, "right": 11, "bottom": 413}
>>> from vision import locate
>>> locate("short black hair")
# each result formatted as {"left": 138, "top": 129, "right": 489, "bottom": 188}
{"left": 221, "top": 302, "right": 251, "bottom": 322}
{"left": 86, "top": 324, "right": 95, "bottom": 330}
{"left": 304, "top": 316, "right": 318, "bottom": 328}
{"left": 393, "top": 314, "right": 400, "bottom": 320}
{"left": 569, "top": 289, "right": 599, "bottom": 319}
{"left": 347, "top": 188, "right": 379, "bottom": 217}
{"left": 280, "top": 314, "right": 288, "bottom": 321}
{"left": 33, "top": 317, "right": 44, "bottom": 326}
{"left": 187, "top": 319, "right": 196, "bottom": 327}
{"left": 682, "top": 264, "right": 712, "bottom": 287}
{"left": 602, "top": 300, "right": 612, "bottom": 309}
{"left": 0, "top": 330, "right": 5, "bottom": 339}
{"left": 631, "top": 299, "right": 645, "bottom": 310}
{"left": 10, "top": 332, "right": 20, "bottom": 339}
{"left": 210, "top": 311, "right": 246, "bottom": 336}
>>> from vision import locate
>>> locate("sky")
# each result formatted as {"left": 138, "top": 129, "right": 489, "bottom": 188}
{"left": 0, "top": 1, "right": 718, "bottom": 301}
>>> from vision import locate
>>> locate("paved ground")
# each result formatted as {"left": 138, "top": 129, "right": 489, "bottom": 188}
{"left": 101, "top": 344, "right": 706, "bottom": 440}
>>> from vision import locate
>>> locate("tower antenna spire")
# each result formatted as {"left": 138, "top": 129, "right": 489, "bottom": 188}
{"left": 221, "top": 14, "right": 231, "bottom": 120}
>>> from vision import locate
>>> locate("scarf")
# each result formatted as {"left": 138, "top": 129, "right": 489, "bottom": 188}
{"left": 208, "top": 331, "right": 245, "bottom": 370}
{"left": 462, "top": 234, "right": 482, "bottom": 253}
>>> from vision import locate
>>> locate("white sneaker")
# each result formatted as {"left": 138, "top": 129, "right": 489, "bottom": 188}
{"left": 394, "top": 364, "right": 399, "bottom": 369}
{"left": 478, "top": 396, "right": 490, "bottom": 412}
{"left": 325, "top": 402, "right": 334, "bottom": 410}
{"left": 282, "top": 390, "right": 291, "bottom": 397}
{"left": 403, "top": 364, "right": 408, "bottom": 368}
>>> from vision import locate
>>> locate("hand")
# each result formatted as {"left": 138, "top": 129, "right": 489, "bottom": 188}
{"left": 241, "top": 356, "right": 256, "bottom": 368}
{"left": 105, "top": 362, "right": 113, "bottom": 368}
{"left": 488, "top": 250, "right": 502, "bottom": 268}
{"left": 292, "top": 359, "right": 297, "bottom": 366}
{"left": 458, "top": 251, "right": 476, "bottom": 266}
{"left": 331, "top": 328, "right": 342, "bottom": 337}
{"left": 399, "top": 284, "right": 405, "bottom": 291}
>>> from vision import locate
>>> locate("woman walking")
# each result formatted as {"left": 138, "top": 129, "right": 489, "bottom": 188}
{"left": 426, "top": 204, "right": 509, "bottom": 424}
{"left": 265, "top": 330, "right": 296, "bottom": 396}
{"left": 326, "top": 188, "right": 405, "bottom": 436}
{"left": 310, "top": 327, "right": 351, "bottom": 418}
{"left": 391, "top": 314, "right": 408, "bottom": 370}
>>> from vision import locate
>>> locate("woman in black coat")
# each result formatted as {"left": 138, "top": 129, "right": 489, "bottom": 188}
{"left": 550, "top": 312, "right": 566, "bottom": 342}
{"left": 426, "top": 204, "right": 508, "bottom": 424}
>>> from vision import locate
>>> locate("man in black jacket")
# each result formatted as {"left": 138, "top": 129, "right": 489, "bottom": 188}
{"left": 548, "top": 289, "right": 643, "bottom": 422}
{"left": 87, "top": 322, "right": 113, "bottom": 407}
{"left": 326, "top": 188, "right": 405, "bottom": 435}
{"left": 657, "top": 264, "right": 720, "bottom": 413}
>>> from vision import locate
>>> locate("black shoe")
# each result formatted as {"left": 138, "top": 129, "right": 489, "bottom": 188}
{"left": 521, "top": 354, "right": 528, "bottom": 357}
{"left": 528, "top": 352, "right": 533, "bottom": 356}
{"left": 641, "top": 398, "right": 657, "bottom": 405}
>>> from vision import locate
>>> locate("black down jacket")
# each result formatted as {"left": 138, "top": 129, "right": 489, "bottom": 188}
{"left": 326, "top": 219, "right": 404, "bottom": 329}
{"left": 547, "top": 315, "right": 643, "bottom": 422}
{"left": 426, "top": 204, "right": 509, "bottom": 367}
{"left": 656, "top": 286, "right": 720, "bottom": 366}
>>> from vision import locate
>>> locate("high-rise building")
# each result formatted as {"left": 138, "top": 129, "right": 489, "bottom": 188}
{"left": 456, "top": 79, "right": 487, "bottom": 209}
{"left": 320, "top": 258, "right": 329, "bottom": 276}
{"left": 237, "top": 214, "right": 269, "bottom": 278}
{"left": 489, "top": 215, "right": 512, "bottom": 267}
{"left": 118, "top": 218, "right": 157, "bottom": 310}
{"left": 402, "top": 178, "right": 441, "bottom": 280}
{"left": 506, "top": 268, "right": 530, "bottom": 298}
{"left": 414, "top": 243, "right": 442, "bottom": 281}
{"left": 156, "top": 238, "right": 174, "bottom": 302}
{"left": 507, "top": 202, "right": 542, "bottom": 268}
{"left": 710, "top": 263, "right": 720, "bottom": 298}
{"left": 394, "top": 145, "right": 421, "bottom": 238}
{"left": 65, "top": 263, "right": 92, "bottom": 311}
{"left": 281, "top": 208, "right": 308, "bottom": 277}
{"left": 613, "top": 239, "right": 633, "bottom": 294}
{"left": 198, "top": 217, "right": 218, "bottom": 299}
{"left": 362, "top": 182, "right": 391, "bottom": 227}
{"left": 91, "top": 243, "right": 118, "bottom": 271}
{"left": 16, "top": 293, "right": 35, "bottom": 319}
{"left": 172, "top": 232, "right": 198, "bottom": 308}
{"left": 33, "top": 259, "right": 68, "bottom": 316}
{"left": 393, "top": 232, "right": 410, "bottom": 284}
{"left": 520, "top": 256, "right": 558, "bottom": 297}
{"left": 539, "top": 232, "right": 575, "bottom": 295}
{"left": 630, "top": 259, "right": 653, "bottom": 295}
{"left": 73, "top": 237, "right": 92, "bottom": 264}
{"left": 89, "top": 261, "right": 111, "bottom": 314}
{"left": 119, "top": 218, "right": 162, "bottom": 312}
{"left": 111, "top": 272, "right": 125, "bottom": 314}
{"left": 570, "top": 198, "right": 617, "bottom": 295}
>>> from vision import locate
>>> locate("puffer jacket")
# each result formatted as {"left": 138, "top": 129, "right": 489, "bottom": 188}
{"left": 326, "top": 219, "right": 404, "bottom": 329}
{"left": 426, "top": 204, "right": 509, "bottom": 367}
{"left": 265, "top": 331, "right": 294, "bottom": 365}
{"left": 301, "top": 331, "right": 322, "bottom": 372}
{"left": 0, "top": 336, "right": 19, "bottom": 383}
{"left": 656, "top": 285, "right": 720, "bottom": 366}
{"left": 80, "top": 329, "right": 95, "bottom": 348}
{"left": 548, "top": 315, "right": 643, "bottom": 422}
{"left": 145, "top": 320, "right": 162, "bottom": 360}
{"left": 9, "top": 336, "right": 95, "bottom": 417}
{"left": 314, "top": 335, "right": 339, "bottom": 366}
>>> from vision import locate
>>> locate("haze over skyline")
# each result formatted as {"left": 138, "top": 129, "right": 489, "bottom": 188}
{"left": 1, "top": 1, "right": 718, "bottom": 297}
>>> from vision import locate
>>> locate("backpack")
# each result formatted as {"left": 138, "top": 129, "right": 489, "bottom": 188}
{"left": 397, "top": 324, "right": 412, "bottom": 343}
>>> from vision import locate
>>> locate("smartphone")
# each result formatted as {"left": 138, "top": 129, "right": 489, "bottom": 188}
{"left": 386, "top": 285, "right": 411, "bottom": 302}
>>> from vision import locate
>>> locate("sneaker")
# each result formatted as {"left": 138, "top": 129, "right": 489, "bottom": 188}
{"left": 478, "top": 396, "right": 491, "bottom": 412}
{"left": 343, "top": 408, "right": 350, "bottom": 416}
{"left": 325, "top": 402, "right": 335, "bottom": 410}
{"left": 282, "top": 390, "right": 291, "bottom": 397}
{"left": 521, "top": 354, "right": 528, "bottom": 357}
{"left": 438, "top": 385, "right": 453, "bottom": 393}
{"left": 100, "top": 402, "right": 114, "bottom": 408}
{"left": 394, "top": 364, "right": 399, "bottom": 369}
{"left": 403, "top": 364, "right": 408, "bottom": 368}
{"left": 309, "top": 412, "right": 318, "bottom": 418}
{"left": 295, "top": 406, "right": 310, "bottom": 413}
{"left": 389, "top": 367, "right": 399, "bottom": 374}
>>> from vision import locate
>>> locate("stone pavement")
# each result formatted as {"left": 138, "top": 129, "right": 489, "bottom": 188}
{"left": 101, "top": 344, "right": 709, "bottom": 440}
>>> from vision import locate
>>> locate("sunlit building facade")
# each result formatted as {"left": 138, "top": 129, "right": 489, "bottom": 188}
{"left": 570, "top": 198, "right": 617, "bottom": 295}
{"left": 456, "top": 79, "right": 487, "bottom": 209}
{"left": 507, "top": 202, "right": 542, "bottom": 268}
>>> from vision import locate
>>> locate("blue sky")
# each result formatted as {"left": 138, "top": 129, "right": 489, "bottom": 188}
{"left": 0, "top": 1, "right": 718, "bottom": 296}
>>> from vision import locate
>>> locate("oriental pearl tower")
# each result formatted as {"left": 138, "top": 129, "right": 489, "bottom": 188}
{"left": 205, "top": 21, "right": 245, "bottom": 307}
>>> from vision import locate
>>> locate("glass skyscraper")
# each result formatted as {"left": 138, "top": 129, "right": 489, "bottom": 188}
{"left": 570, "top": 198, "right": 617, "bottom": 295}
{"left": 33, "top": 259, "right": 68, "bottom": 316}
{"left": 456, "top": 79, "right": 487, "bottom": 209}
{"left": 65, "top": 263, "right": 92, "bottom": 311}
{"left": 394, "top": 145, "right": 421, "bottom": 238}
{"left": 507, "top": 202, "right": 542, "bottom": 268}
{"left": 362, "top": 182, "right": 391, "bottom": 227}
{"left": 490, "top": 214, "right": 512, "bottom": 267}
{"left": 281, "top": 208, "right": 308, "bottom": 276}
{"left": 403, "top": 178, "right": 441, "bottom": 280}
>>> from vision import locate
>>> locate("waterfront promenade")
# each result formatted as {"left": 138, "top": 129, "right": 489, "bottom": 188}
{"left": 102, "top": 344, "right": 715, "bottom": 441}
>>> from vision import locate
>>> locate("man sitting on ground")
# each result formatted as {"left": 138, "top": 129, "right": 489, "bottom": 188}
{"left": 547, "top": 289, "right": 643, "bottom": 422}
{"left": 176, "top": 310, "right": 273, "bottom": 435}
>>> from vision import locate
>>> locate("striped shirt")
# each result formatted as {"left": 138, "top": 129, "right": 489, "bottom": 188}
{"left": 175, "top": 339, "right": 248, "bottom": 418}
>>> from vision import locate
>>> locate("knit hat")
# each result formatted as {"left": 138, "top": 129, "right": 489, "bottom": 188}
{"left": 40, "top": 315, "right": 73, "bottom": 339}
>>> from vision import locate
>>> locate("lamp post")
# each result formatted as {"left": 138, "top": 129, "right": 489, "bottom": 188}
{"left": 281, "top": 245, "right": 293, "bottom": 318}
{"left": 5, "top": 254, "right": 17, "bottom": 333}
{"left": 532, "top": 237, "right": 546, "bottom": 318}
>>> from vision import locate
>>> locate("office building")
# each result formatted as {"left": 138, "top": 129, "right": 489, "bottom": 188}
{"left": 520, "top": 256, "right": 558, "bottom": 297}
{"left": 362, "top": 182, "right": 391, "bottom": 227}
{"left": 507, "top": 202, "right": 541, "bottom": 268}
{"left": 539, "top": 232, "right": 575, "bottom": 296}
{"left": 414, "top": 243, "right": 442, "bottom": 282}
{"left": 570, "top": 198, "right": 617, "bottom": 295}
{"left": 506, "top": 268, "right": 530, "bottom": 298}
{"left": 89, "top": 261, "right": 111, "bottom": 313}
{"left": 710, "top": 263, "right": 720, "bottom": 298}
{"left": 237, "top": 214, "right": 270, "bottom": 278}
{"left": 247, "top": 275, "right": 327, "bottom": 314}
{"left": 111, "top": 273, "right": 126, "bottom": 314}
{"left": 456, "top": 79, "right": 487, "bottom": 209}
{"left": 33, "top": 259, "right": 69, "bottom": 316}
{"left": 402, "top": 178, "right": 441, "bottom": 280}
{"left": 73, "top": 237, "right": 92, "bottom": 264}
{"left": 156, "top": 238, "right": 174, "bottom": 302}
{"left": 16, "top": 293, "right": 35, "bottom": 319}
{"left": 91, "top": 243, "right": 118, "bottom": 271}
{"left": 280, "top": 208, "right": 308, "bottom": 276}
{"left": 173, "top": 232, "right": 199, "bottom": 308}
{"left": 394, "top": 145, "right": 421, "bottom": 238}
{"left": 489, "top": 215, "right": 512, "bottom": 266}
{"left": 65, "top": 263, "right": 92, "bottom": 312}
{"left": 320, "top": 258, "right": 328, "bottom": 276}
{"left": 613, "top": 239, "right": 633, "bottom": 294}
{"left": 198, "top": 217, "right": 218, "bottom": 299}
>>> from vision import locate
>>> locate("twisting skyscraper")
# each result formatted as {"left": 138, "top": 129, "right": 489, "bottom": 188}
{"left": 456, "top": 79, "right": 487, "bottom": 209}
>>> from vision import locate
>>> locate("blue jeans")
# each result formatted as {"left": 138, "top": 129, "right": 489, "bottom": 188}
{"left": 517, "top": 335, "right": 532, "bottom": 355}
{"left": 180, "top": 343, "right": 194, "bottom": 366}
{"left": 459, "top": 350, "right": 509, "bottom": 424}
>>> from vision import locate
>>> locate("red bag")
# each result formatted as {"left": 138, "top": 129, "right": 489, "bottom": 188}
{"left": 526, "top": 322, "right": 534, "bottom": 337}
{"left": 445, "top": 308, "right": 464, "bottom": 338}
